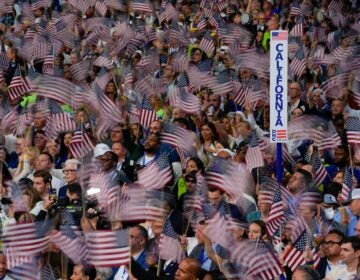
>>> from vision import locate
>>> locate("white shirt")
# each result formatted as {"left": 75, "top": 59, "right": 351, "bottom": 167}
{"left": 325, "top": 259, "right": 346, "bottom": 277}
{"left": 114, "top": 250, "right": 144, "bottom": 280}
{"left": 326, "top": 264, "right": 356, "bottom": 280}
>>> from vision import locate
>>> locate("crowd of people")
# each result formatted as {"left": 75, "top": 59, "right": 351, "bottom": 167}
{"left": 0, "top": 0, "right": 359, "bottom": 279}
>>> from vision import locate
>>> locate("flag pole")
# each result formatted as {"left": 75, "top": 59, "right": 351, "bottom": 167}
{"left": 348, "top": 145, "right": 355, "bottom": 179}
{"left": 276, "top": 143, "right": 283, "bottom": 184}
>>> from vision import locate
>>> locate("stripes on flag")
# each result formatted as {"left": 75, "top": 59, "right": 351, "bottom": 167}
{"left": 199, "top": 30, "right": 215, "bottom": 55}
{"left": 7, "top": 68, "right": 31, "bottom": 101}
{"left": 290, "top": 48, "right": 307, "bottom": 77}
{"left": 267, "top": 186, "right": 285, "bottom": 237}
{"left": 137, "top": 153, "right": 173, "bottom": 190}
{"left": 346, "top": 117, "right": 360, "bottom": 145}
{"left": 289, "top": 23, "right": 304, "bottom": 37}
{"left": 341, "top": 167, "right": 353, "bottom": 201}
{"left": 86, "top": 229, "right": 130, "bottom": 267}
{"left": 245, "top": 133, "right": 264, "bottom": 170}
{"left": 309, "top": 148, "right": 327, "bottom": 187}
{"left": 139, "top": 97, "right": 157, "bottom": 128}
{"left": 69, "top": 130, "right": 95, "bottom": 159}
{"left": 130, "top": 0, "right": 153, "bottom": 13}
{"left": 159, "top": 219, "right": 183, "bottom": 263}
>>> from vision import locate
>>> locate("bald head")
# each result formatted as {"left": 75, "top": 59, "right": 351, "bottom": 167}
{"left": 175, "top": 258, "right": 200, "bottom": 280}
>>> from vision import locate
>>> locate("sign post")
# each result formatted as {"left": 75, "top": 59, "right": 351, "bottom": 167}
{"left": 269, "top": 30, "right": 288, "bottom": 184}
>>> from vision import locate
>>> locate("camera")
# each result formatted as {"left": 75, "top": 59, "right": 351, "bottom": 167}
{"left": 1, "top": 197, "right": 12, "bottom": 205}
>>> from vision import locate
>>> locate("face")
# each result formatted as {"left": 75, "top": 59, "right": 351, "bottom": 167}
{"left": 144, "top": 134, "right": 160, "bottom": 151}
{"left": 0, "top": 255, "right": 6, "bottom": 277}
{"left": 208, "top": 95, "right": 221, "bottom": 109}
{"left": 248, "top": 223, "right": 262, "bottom": 240}
{"left": 350, "top": 199, "right": 360, "bottom": 216}
{"left": 101, "top": 152, "right": 116, "bottom": 171}
{"left": 45, "top": 140, "right": 60, "bottom": 156}
{"left": 258, "top": 194, "right": 271, "bottom": 213}
{"left": 334, "top": 148, "right": 347, "bottom": 164}
{"left": 299, "top": 205, "right": 316, "bottom": 221}
{"left": 186, "top": 160, "right": 198, "bottom": 175}
{"left": 70, "top": 265, "right": 85, "bottom": 280}
{"left": 288, "top": 83, "right": 301, "bottom": 99}
{"left": 292, "top": 269, "right": 307, "bottom": 280}
{"left": 63, "top": 133, "right": 72, "bottom": 147}
{"left": 110, "top": 126, "right": 123, "bottom": 143}
{"left": 324, "top": 233, "right": 342, "bottom": 258}
{"left": 333, "top": 171, "right": 344, "bottom": 184}
{"left": 208, "top": 190, "right": 223, "bottom": 208}
{"left": 130, "top": 227, "right": 145, "bottom": 252}
{"left": 34, "top": 112, "right": 47, "bottom": 129}
{"left": 33, "top": 176, "right": 48, "bottom": 197}
{"left": 149, "top": 121, "right": 161, "bottom": 134}
{"left": 150, "top": 220, "right": 164, "bottom": 237}
{"left": 291, "top": 108, "right": 303, "bottom": 119}
{"left": 35, "top": 154, "right": 52, "bottom": 171}
{"left": 63, "top": 163, "right": 78, "bottom": 184}
{"left": 175, "top": 259, "right": 197, "bottom": 280}
{"left": 236, "top": 122, "right": 250, "bottom": 136}
{"left": 287, "top": 172, "right": 305, "bottom": 194}
{"left": 164, "top": 65, "right": 174, "bottom": 79}
{"left": 221, "top": 117, "right": 231, "bottom": 132}
{"left": 185, "top": 177, "right": 197, "bottom": 192}
{"left": 15, "top": 138, "right": 24, "bottom": 155}
{"left": 34, "top": 133, "right": 47, "bottom": 150}
{"left": 112, "top": 142, "right": 126, "bottom": 159}
{"left": 106, "top": 82, "right": 116, "bottom": 94}
{"left": 331, "top": 100, "right": 344, "bottom": 115}
{"left": 340, "top": 242, "right": 360, "bottom": 265}
{"left": 201, "top": 125, "right": 213, "bottom": 141}
{"left": 191, "top": 50, "right": 202, "bottom": 63}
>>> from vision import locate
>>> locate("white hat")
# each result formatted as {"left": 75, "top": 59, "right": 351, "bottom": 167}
{"left": 93, "top": 143, "right": 111, "bottom": 158}
{"left": 351, "top": 189, "right": 360, "bottom": 200}
{"left": 213, "top": 149, "right": 235, "bottom": 159}
{"left": 323, "top": 194, "right": 338, "bottom": 204}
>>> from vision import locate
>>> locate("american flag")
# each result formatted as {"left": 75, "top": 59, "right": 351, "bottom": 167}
{"left": 93, "top": 55, "right": 114, "bottom": 69}
{"left": 230, "top": 240, "right": 284, "bottom": 279}
{"left": 204, "top": 212, "right": 233, "bottom": 249}
{"left": 290, "top": 48, "right": 307, "bottom": 78}
{"left": 69, "top": 130, "right": 95, "bottom": 159}
{"left": 95, "top": 0, "right": 108, "bottom": 16}
{"left": 139, "top": 97, "right": 157, "bottom": 128}
{"left": 199, "top": 30, "right": 215, "bottom": 55}
{"left": 267, "top": 186, "right": 285, "bottom": 237}
{"left": 86, "top": 229, "right": 130, "bottom": 267}
{"left": 159, "top": 219, "right": 183, "bottom": 263}
{"left": 173, "top": 87, "right": 201, "bottom": 114}
{"left": 206, "top": 158, "right": 243, "bottom": 200}
{"left": 30, "top": 0, "right": 48, "bottom": 11}
{"left": 69, "top": 60, "right": 90, "bottom": 81}
{"left": 160, "top": 122, "right": 197, "bottom": 155}
{"left": 164, "top": 3, "right": 178, "bottom": 21}
{"left": 309, "top": 148, "right": 328, "bottom": 187}
{"left": 299, "top": 191, "right": 322, "bottom": 207}
{"left": 3, "top": 222, "right": 49, "bottom": 266}
{"left": 8, "top": 260, "right": 40, "bottom": 280}
{"left": 328, "top": 0, "right": 344, "bottom": 11}
{"left": 170, "top": 20, "right": 189, "bottom": 46}
{"left": 289, "top": 23, "right": 304, "bottom": 37}
{"left": 318, "top": 122, "right": 342, "bottom": 151}
{"left": 283, "top": 230, "right": 320, "bottom": 271}
{"left": 50, "top": 228, "right": 87, "bottom": 264}
{"left": 346, "top": 117, "right": 360, "bottom": 145}
{"left": 42, "top": 54, "right": 54, "bottom": 75}
{"left": 245, "top": 132, "right": 264, "bottom": 170}
{"left": 130, "top": 0, "right": 153, "bottom": 13}
{"left": 45, "top": 101, "right": 76, "bottom": 139}
{"left": 341, "top": 167, "right": 353, "bottom": 201}
{"left": 7, "top": 68, "right": 31, "bottom": 101}
{"left": 118, "top": 188, "right": 165, "bottom": 222}
{"left": 0, "top": 52, "right": 8, "bottom": 69}
{"left": 137, "top": 153, "right": 173, "bottom": 190}
{"left": 172, "top": 53, "right": 190, "bottom": 73}
{"left": 31, "top": 76, "right": 76, "bottom": 105}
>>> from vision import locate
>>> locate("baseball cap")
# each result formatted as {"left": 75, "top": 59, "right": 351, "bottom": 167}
{"left": 93, "top": 143, "right": 111, "bottom": 158}
{"left": 350, "top": 189, "right": 360, "bottom": 201}
{"left": 323, "top": 194, "right": 338, "bottom": 205}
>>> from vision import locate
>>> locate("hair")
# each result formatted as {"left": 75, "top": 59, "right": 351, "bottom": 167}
{"left": 39, "top": 152, "right": 54, "bottom": 164}
{"left": 34, "top": 129, "right": 46, "bottom": 137}
{"left": 18, "top": 177, "right": 34, "bottom": 190}
{"left": 342, "top": 236, "right": 360, "bottom": 251}
{"left": 324, "top": 182, "right": 343, "bottom": 198}
{"left": 250, "top": 220, "right": 267, "bottom": 237}
{"left": 64, "top": 159, "right": 81, "bottom": 170}
{"left": 200, "top": 122, "right": 219, "bottom": 144}
{"left": 81, "top": 265, "right": 97, "bottom": 280}
{"left": 173, "top": 118, "right": 190, "bottom": 129}
{"left": 132, "top": 225, "right": 149, "bottom": 242}
{"left": 208, "top": 185, "right": 224, "bottom": 194}
{"left": 294, "top": 265, "right": 321, "bottom": 280}
{"left": 33, "top": 170, "right": 52, "bottom": 184}
{"left": 187, "top": 157, "right": 205, "bottom": 175}
{"left": 327, "top": 229, "right": 345, "bottom": 242}
{"left": 296, "top": 168, "right": 313, "bottom": 186}
{"left": 104, "top": 151, "right": 118, "bottom": 162}
{"left": 67, "top": 183, "right": 82, "bottom": 198}
{"left": 21, "top": 185, "right": 42, "bottom": 209}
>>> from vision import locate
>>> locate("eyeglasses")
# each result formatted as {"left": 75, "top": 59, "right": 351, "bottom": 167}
{"left": 321, "top": 241, "right": 341, "bottom": 247}
{"left": 101, "top": 158, "right": 112, "bottom": 162}
{"left": 63, "top": 169, "right": 77, "bottom": 174}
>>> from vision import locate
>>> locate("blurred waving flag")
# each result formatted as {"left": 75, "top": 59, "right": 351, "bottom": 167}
{"left": 8, "top": 68, "right": 31, "bottom": 101}
{"left": 139, "top": 96, "right": 157, "bottom": 128}
{"left": 267, "top": 186, "right": 285, "bottom": 237}
{"left": 346, "top": 117, "right": 360, "bottom": 145}
{"left": 69, "top": 130, "right": 95, "bottom": 159}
